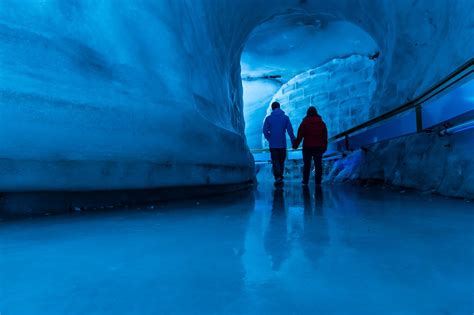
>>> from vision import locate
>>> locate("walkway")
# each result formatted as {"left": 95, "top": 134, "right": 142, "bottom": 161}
{"left": 0, "top": 183, "right": 473, "bottom": 314}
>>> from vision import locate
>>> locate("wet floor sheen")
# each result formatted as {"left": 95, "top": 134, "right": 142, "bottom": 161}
{"left": 0, "top": 183, "right": 473, "bottom": 315}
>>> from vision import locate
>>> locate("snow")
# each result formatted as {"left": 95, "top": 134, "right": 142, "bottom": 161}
{"left": 0, "top": 0, "right": 473, "bottom": 190}
{"left": 326, "top": 128, "right": 474, "bottom": 199}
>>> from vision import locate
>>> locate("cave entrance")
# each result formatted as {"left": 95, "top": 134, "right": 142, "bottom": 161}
{"left": 240, "top": 13, "right": 380, "bottom": 151}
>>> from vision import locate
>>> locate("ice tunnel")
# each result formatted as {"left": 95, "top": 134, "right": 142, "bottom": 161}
{"left": 0, "top": 0, "right": 473, "bottom": 193}
{"left": 1, "top": 2, "right": 474, "bottom": 313}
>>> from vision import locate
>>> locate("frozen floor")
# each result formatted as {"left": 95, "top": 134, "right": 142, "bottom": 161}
{"left": 0, "top": 183, "right": 473, "bottom": 315}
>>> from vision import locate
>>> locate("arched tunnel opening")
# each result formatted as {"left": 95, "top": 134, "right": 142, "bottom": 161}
{"left": 241, "top": 13, "right": 380, "bottom": 150}
{"left": 0, "top": 1, "right": 473, "bottom": 314}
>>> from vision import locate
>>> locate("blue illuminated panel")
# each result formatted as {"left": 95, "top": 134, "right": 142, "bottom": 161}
{"left": 339, "top": 76, "right": 473, "bottom": 150}
{"left": 347, "top": 111, "right": 417, "bottom": 149}
{"left": 422, "top": 79, "right": 474, "bottom": 128}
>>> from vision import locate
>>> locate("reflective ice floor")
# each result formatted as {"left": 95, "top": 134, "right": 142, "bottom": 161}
{"left": 0, "top": 183, "right": 473, "bottom": 315}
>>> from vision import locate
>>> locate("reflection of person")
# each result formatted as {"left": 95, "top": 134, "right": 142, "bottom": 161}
{"left": 303, "top": 186, "right": 324, "bottom": 215}
{"left": 293, "top": 106, "right": 328, "bottom": 186}
{"left": 314, "top": 186, "right": 324, "bottom": 214}
{"left": 264, "top": 187, "right": 289, "bottom": 271}
{"left": 263, "top": 102, "right": 295, "bottom": 184}
{"left": 303, "top": 186, "right": 313, "bottom": 216}
{"left": 302, "top": 186, "right": 329, "bottom": 268}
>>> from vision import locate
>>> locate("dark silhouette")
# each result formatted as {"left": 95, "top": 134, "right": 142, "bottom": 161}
{"left": 293, "top": 106, "right": 328, "bottom": 186}
{"left": 303, "top": 186, "right": 313, "bottom": 215}
{"left": 314, "top": 185, "right": 324, "bottom": 212}
{"left": 263, "top": 102, "right": 295, "bottom": 184}
{"left": 264, "top": 187, "right": 289, "bottom": 271}
{"left": 303, "top": 185, "right": 324, "bottom": 216}
{"left": 302, "top": 185, "right": 329, "bottom": 268}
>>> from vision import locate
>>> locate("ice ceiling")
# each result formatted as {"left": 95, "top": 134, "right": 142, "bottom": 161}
{"left": 241, "top": 13, "right": 378, "bottom": 82}
{"left": 0, "top": 0, "right": 473, "bottom": 190}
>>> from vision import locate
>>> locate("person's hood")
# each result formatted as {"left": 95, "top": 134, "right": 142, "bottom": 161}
{"left": 271, "top": 108, "right": 285, "bottom": 116}
{"left": 304, "top": 115, "right": 323, "bottom": 124}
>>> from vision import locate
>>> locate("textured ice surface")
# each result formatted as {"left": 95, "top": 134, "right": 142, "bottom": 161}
{"left": 0, "top": 0, "right": 473, "bottom": 190}
{"left": 241, "top": 18, "right": 378, "bottom": 83}
{"left": 326, "top": 128, "right": 474, "bottom": 199}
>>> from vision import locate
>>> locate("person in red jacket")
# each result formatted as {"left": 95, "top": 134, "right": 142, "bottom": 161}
{"left": 292, "top": 106, "right": 328, "bottom": 186}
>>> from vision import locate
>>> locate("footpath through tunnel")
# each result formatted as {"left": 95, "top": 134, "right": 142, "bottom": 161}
{"left": 1, "top": 182, "right": 473, "bottom": 314}
{"left": 0, "top": 2, "right": 473, "bottom": 314}
{"left": 0, "top": 0, "right": 472, "bottom": 198}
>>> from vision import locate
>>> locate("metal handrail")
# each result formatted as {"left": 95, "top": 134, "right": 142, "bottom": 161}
{"left": 329, "top": 58, "right": 474, "bottom": 142}
{"left": 251, "top": 148, "right": 302, "bottom": 153}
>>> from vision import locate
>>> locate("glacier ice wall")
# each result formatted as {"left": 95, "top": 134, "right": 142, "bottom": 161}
{"left": 0, "top": 0, "right": 473, "bottom": 190}
{"left": 0, "top": 0, "right": 258, "bottom": 190}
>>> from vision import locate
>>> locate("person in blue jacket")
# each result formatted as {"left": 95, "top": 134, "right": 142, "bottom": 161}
{"left": 263, "top": 102, "right": 295, "bottom": 183}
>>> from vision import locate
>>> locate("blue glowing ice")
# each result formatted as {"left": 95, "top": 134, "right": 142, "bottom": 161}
{"left": 0, "top": 0, "right": 472, "bottom": 190}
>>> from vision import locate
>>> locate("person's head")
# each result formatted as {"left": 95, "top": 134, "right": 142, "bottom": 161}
{"left": 271, "top": 101, "right": 280, "bottom": 110}
{"left": 306, "top": 106, "right": 319, "bottom": 117}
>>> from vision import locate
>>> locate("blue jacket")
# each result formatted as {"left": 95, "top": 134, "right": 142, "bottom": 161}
{"left": 263, "top": 108, "right": 295, "bottom": 149}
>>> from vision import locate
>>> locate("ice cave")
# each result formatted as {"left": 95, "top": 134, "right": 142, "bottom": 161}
{"left": 0, "top": 1, "right": 473, "bottom": 314}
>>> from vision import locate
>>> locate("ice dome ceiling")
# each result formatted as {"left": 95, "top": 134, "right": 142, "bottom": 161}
{"left": 0, "top": 0, "right": 472, "bottom": 190}
{"left": 241, "top": 13, "right": 378, "bottom": 82}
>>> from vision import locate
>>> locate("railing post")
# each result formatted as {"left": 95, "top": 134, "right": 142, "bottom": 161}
{"left": 344, "top": 135, "right": 350, "bottom": 151}
{"left": 416, "top": 105, "right": 423, "bottom": 132}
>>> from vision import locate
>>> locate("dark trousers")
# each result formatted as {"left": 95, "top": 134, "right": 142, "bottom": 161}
{"left": 270, "top": 148, "right": 286, "bottom": 180}
{"left": 302, "top": 147, "right": 324, "bottom": 184}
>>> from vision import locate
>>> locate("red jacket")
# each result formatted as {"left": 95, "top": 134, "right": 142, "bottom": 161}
{"left": 293, "top": 116, "right": 328, "bottom": 149}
